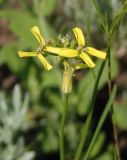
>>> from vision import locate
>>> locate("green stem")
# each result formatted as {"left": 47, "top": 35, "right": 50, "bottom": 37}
{"left": 107, "top": 44, "right": 121, "bottom": 160}
{"left": 74, "top": 111, "right": 92, "bottom": 160}
{"left": 107, "top": 45, "right": 112, "bottom": 93}
{"left": 59, "top": 94, "right": 69, "bottom": 160}
{"left": 74, "top": 61, "right": 106, "bottom": 160}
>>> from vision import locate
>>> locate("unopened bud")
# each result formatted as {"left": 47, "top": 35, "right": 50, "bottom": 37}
{"left": 62, "top": 68, "right": 73, "bottom": 94}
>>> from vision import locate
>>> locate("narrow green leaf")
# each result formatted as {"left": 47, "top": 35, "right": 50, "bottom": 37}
{"left": 77, "top": 51, "right": 118, "bottom": 115}
{"left": 84, "top": 85, "right": 116, "bottom": 160}
{"left": 90, "top": 132, "right": 105, "bottom": 158}
{"left": 74, "top": 61, "right": 106, "bottom": 160}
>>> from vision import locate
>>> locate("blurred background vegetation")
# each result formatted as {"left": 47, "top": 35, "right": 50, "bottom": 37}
{"left": 0, "top": 0, "right": 127, "bottom": 160}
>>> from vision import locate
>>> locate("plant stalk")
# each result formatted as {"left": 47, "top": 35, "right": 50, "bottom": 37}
{"left": 59, "top": 94, "right": 69, "bottom": 160}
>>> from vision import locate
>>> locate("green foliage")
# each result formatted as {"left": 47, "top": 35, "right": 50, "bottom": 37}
{"left": 96, "top": 144, "right": 114, "bottom": 160}
{"left": 33, "top": 0, "right": 56, "bottom": 16}
{"left": 0, "top": 9, "right": 38, "bottom": 48}
{"left": 0, "top": 43, "right": 26, "bottom": 73}
{"left": 114, "top": 103, "right": 127, "bottom": 130}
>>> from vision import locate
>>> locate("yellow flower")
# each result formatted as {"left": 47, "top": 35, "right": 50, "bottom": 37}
{"left": 18, "top": 26, "right": 79, "bottom": 70}
{"left": 72, "top": 27, "right": 107, "bottom": 68}
{"left": 18, "top": 26, "right": 106, "bottom": 70}
{"left": 46, "top": 27, "right": 106, "bottom": 68}
{"left": 18, "top": 26, "right": 53, "bottom": 71}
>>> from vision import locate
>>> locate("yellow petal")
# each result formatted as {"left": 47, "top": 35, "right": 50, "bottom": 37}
{"left": 72, "top": 27, "right": 85, "bottom": 46}
{"left": 45, "top": 46, "right": 78, "bottom": 57}
{"left": 74, "top": 63, "right": 88, "bottom": 70}
{"left": 86, "top": 47, "right": 107, "bottom": 59}
{"left": 18, "top": 51, "right": 37, "bottom": 57}
{"left": 79, "top": 52, "right": 95, "bottom": 68}
{"left": 37, "top": 53, "right": 53, "bottom": 71}
{"left": 31, "top": 26, "right": 45, "bottom": 45}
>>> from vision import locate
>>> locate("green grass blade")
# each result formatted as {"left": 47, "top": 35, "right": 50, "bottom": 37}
{"left": 84, "top": 85, "right": 117, "bottom": 160}
{"left": 74, "top": 61, "right": 106, "bottom": 160}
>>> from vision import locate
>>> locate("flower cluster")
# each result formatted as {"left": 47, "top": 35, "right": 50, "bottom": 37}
{"left": 18, "top": 26, "right": 107, "bottom": 93}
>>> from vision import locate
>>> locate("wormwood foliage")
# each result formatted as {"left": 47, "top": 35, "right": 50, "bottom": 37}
{"left": 0, "top": 85, "right": 35, "bottom": 160}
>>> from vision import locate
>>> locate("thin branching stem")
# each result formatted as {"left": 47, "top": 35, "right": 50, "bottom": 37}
{"left": 107, "top": 43, "right": 121, "bottom": 160}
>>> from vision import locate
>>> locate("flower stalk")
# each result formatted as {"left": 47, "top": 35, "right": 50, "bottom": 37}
{"left": 59, "top": 94, "right": 69, "bottom": 160}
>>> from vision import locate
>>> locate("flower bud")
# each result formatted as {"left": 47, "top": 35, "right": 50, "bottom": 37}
{"left": 62, "top": 67, "right": 73, "bottom": 94}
